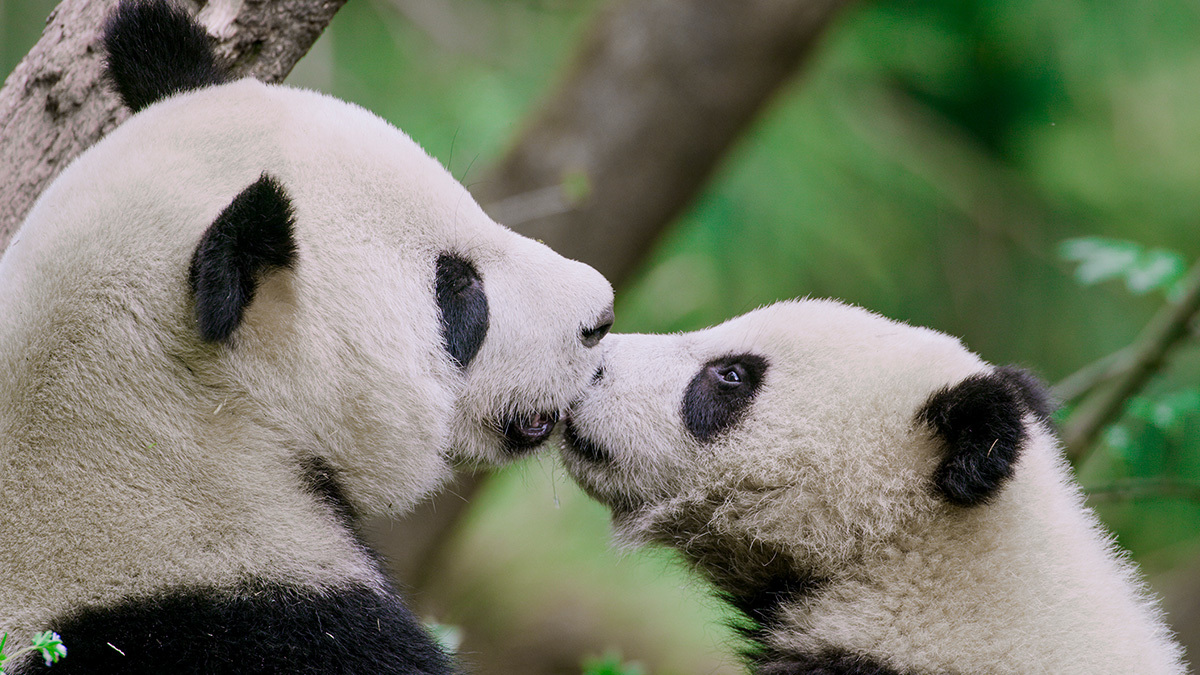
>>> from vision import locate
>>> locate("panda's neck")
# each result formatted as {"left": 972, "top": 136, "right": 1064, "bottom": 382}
{"left": 733, "top": 443, "right": 1184, "bottom": 674}
{"left": 1, "top": 412, "right": 385, "bottom": 636}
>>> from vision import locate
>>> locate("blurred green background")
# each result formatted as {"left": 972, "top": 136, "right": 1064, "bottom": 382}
{"left": 4, "top": 1, "right": 1200, "bottom": 672}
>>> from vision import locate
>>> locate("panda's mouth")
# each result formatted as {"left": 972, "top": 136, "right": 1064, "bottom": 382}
{"left": 500, "top": 411, "right": 559, "bottom": 453}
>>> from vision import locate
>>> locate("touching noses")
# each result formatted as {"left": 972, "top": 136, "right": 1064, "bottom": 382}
{"left": 581, "top": 305, "right": 615, "bottom": 348}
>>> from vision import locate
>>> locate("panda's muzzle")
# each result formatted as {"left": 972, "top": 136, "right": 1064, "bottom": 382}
{"left": 502, "top": 411, "right": 559, "bottom": 453}
{"left": 562, "top": 417, "right": 611, "bottom": 464}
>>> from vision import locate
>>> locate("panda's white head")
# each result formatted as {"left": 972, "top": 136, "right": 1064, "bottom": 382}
{"left": 561, "top": 300, "right": 1052, "bottom": 583}
{"left": 1, "top": 1, "right": 612, "bottom": 516}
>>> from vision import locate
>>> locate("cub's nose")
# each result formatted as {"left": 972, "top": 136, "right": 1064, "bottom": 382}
{"left": 581, "top": 306, "right": 615, "bottom": 348}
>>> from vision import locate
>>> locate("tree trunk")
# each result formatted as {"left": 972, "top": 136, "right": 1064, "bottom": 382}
{"left": 0, "top": 0, "right": 346, "bottom": 248}
{"left": 476, "top": 0, "right": 853, "bottom": 284}
{"left": 373, "top": 0, "right": 858, "bottom": 601}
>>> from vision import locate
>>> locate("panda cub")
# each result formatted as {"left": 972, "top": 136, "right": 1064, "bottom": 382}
{"left": 562, "top": 300, "right": 1186, "bottom": 674}
{"left": 0, "top": 1, "right": 612, "bottom": 673}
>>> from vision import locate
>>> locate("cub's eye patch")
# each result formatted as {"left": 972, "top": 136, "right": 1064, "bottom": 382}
{"left": 435, "top": 253, "right": 489, "bottom": 369}
{"left": 683, "top": 354, "right": 768, "bottom": 443}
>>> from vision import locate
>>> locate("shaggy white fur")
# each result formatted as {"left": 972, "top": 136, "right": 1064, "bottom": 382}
{"left": 562, "top": 300, "right": 1186, "bottom": 674}
{"left": 0, "top": 37, "right": 611, "bottom": 657}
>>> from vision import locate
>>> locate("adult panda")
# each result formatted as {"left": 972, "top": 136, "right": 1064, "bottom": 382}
{"left": 562, "top": 300, "right": 1187, "bottom": 674}
{"left": 0, "top": 1, "right": 614, "bottom": 673}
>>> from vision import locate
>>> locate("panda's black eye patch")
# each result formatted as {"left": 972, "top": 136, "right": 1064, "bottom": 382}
{"left": 683, "top": 354, "right": 768, "bottom": 443}
{"left": 435, "top": 253, "right": 488, "bottom": 370}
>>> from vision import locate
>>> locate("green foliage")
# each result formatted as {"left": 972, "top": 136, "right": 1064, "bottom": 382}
{"left": 1096, "top": 385, "right": 1200, "bottom": 476}
{"left": 581, "top": 651, "right": 648, "bottom": 675}
{"left": 1103, "top": 388, "right": 1200, "bottom": 472}
{"left": 1059, "top": 237, "right": 1187, "bottom": 296}
{"left": 0, "top": 631, "right": 67, "bottom": 672}
{"left": 1058, "top": 237, "right": 1200, "bottom": 571}
{"left": 1127, "top": 389, "right": 1200, "bottom": 433}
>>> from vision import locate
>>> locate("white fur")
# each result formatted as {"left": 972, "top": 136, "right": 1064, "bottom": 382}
{"left": 0, "top": 79, "right": 612, "bottom": 641}
{"left": 563, "top": 300, "right": 1186, "bottom": 674}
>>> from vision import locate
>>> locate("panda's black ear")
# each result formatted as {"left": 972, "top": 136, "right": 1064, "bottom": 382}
{"left": 994, "top": 365, "right": 1058, "bottom": 424}
{"left": 919, "top": 367, "right": 1050, "bottom": 506}
{"left": 102, "top": 0, "right": 230, "bottom": 112}
{"left": 189, "top": 174, "right": 297, "bottom": 342}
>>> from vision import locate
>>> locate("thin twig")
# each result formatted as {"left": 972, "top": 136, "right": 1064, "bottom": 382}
{"left": 1085, "top": 478, "right": 1200, "bottom": 503}
{"left": 1051, "top": 346, "right": 1131, "bottom": 403}
{"left": 1063, "top": 257, "right": 1200, "bottom": 463}
{"left": 1052, "top": 313, "right": 1200, "bottom": 404}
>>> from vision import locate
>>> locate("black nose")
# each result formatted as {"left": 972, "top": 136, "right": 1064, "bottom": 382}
{"left": 581, "top": 306, "right": 614, "bottom": 348}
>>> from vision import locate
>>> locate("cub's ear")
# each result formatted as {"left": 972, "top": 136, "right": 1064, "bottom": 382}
{"left": 994, "top": 365, "right": 1058, "bottom": 424}
{"left": 189, "top": 174, "right": 297, "bottom": 342}
{"left": 919, "top": 367, "right": 1053, "bottom": 506}
{"left": 102, "top": 0, "right": 230, "bottom": 112}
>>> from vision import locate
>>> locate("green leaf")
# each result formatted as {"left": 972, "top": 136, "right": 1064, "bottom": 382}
{"left": 1125, "top": 249, "right": 1186, "bottom": 294}
{"left": 1125, "top": 389, "right": 1200, "bottom": 431}
{"left": 30, "top": 631, "right": 66, "bottom": 666}
{"left": 1059, "top": 237, "right": 1141, "bottom": 286}
{"left": 1151, "top": 389, "right": 1200, "bottom": 430}
{"left": 1058, "top": 237, "right": 1188, "bottom": 296}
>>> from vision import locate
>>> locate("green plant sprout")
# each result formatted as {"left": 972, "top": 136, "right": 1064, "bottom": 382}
{"left": 581, "top": 650, "right": 647, "bottom": 675}
{"left": 0, "top": 631, "right": 67, "bottom": 672}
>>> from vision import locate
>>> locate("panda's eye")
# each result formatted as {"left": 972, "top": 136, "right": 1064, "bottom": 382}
{"left": 683, "top": 354, "right": 769, "bottom": 443}
{"left": 716, "top": 365, "right": 744, "bottom": 387}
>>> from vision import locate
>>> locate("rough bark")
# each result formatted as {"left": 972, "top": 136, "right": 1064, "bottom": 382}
{"left": 374, "top": 0, "right": 857, "bottom": 592}
{"left": 0, "top": 0, "right": 346, "bottom": 248}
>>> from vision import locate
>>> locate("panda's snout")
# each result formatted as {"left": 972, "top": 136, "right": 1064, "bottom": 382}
{"left": 563, "top": 416, "right": 612, "bottom": 464}
{"left": 581, "top": 306, "right": 615, "bottom": 348}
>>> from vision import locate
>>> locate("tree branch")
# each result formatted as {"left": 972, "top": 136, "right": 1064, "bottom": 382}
{"left": 0, "top": 0, "right": 346, "bottom": 249}
{"left": 474, "top": 0, "right": 855, "bottom": 283}
{"left": 1062, "top": 258, "right": 1200, "bottom": 462}
{"left": 1052, "top": 346, "right": 1132, "bottom": 404}
{"left": 1085, "top": 478, "right": 1200, "bottom": 503}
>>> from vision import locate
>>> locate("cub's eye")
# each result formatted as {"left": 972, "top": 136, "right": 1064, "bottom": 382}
{"left": 716, "top": 365, "right": 745, "bottom": 386}
{"left": 683, "top": 353, "right": 769, "bottom": 443}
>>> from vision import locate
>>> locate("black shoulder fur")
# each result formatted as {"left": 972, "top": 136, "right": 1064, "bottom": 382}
{"left": 20, "top": 579, "right": 455, "bottom": 674}
{"left": 755, "top": 649, "right": 913, "bottom": 675}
